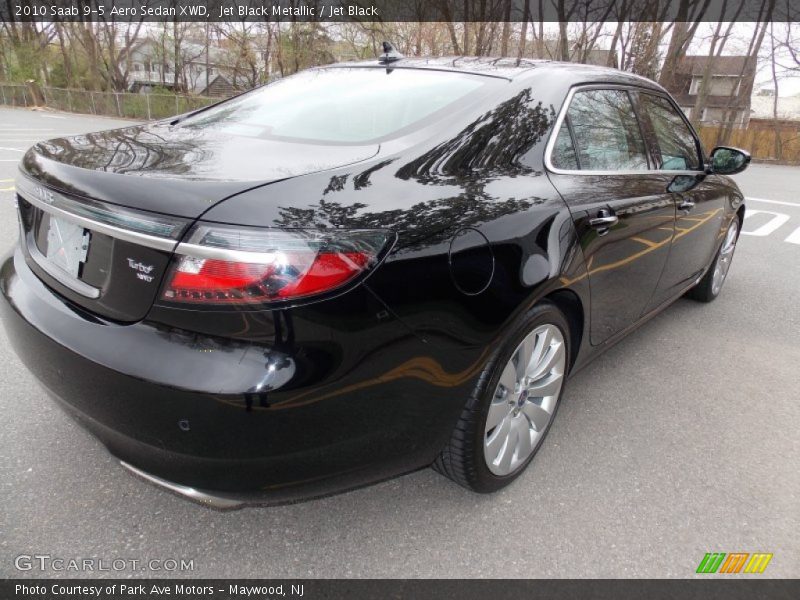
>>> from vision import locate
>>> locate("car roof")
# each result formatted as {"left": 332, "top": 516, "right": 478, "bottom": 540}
{"left": 322, "top": 57, "right": 666, "bottom": 92}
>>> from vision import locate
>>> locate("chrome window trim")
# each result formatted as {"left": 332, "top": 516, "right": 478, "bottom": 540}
{"left": 544, "top": 84, "right": 706, "bottom": 178}
{"left": 15, "top": 175, "right": 180, "bottom": 253}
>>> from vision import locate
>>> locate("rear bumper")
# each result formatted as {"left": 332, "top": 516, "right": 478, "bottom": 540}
{"left": 119, "top": 461, "right": 248, "bottom": 510}
{"left": 1, "top": 248, "right": 477, "bottom": 504}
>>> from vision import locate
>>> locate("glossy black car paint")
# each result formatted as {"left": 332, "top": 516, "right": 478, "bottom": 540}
{"left": 0, "top": 58, "right": 745, "bottom": 503}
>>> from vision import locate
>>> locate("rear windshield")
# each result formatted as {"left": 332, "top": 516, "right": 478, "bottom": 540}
{"left": 178, "top": 68, "right": 488, "bottom": 144}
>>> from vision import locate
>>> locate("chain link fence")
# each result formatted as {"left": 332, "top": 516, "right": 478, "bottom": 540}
{"left": 0, "top": 83, "right": 219, "bottom": 120}
{"left": 0, "top": 83, "right": 32, "bottom": 107}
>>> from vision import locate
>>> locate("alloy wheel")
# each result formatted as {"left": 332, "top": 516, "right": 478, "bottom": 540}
{"left": 483, "top": 324, "right": 566, "bottom": 476}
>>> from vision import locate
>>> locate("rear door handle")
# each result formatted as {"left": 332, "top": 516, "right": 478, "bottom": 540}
{"left": 678, "top": 199, "right": 696, "bottom": 212}
{"left": 589, "top": 215, "right": 619, "bottom": 227}
{"left": 589, "top": 210, "right": 619, "bottom": 235}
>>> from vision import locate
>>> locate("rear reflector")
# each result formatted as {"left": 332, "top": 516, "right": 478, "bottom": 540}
{"left": 162, "top": 224, "right": 392, "bottom": 304}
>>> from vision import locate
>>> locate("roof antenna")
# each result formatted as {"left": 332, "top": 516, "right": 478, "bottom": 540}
{"left": 378, "top": 41, "right": 404, "bottom": 64}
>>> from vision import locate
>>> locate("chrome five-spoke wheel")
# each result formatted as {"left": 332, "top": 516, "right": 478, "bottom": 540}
{"left": 711, "top": 220, "right": 739, "bottom": 296}
{"left": 483, "top": 323, "right": 566, "bottom": 476}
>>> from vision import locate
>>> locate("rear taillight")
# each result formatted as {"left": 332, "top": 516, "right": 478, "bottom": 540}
{"left": 162, "top": 223, "right": 392, "bottom": 305}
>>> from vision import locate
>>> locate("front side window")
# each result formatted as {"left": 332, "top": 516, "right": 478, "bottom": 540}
{"left": 641, "top": 94, "right": 702, "bottom": 170}
{"left": 555, "top": 89, "right": 648, "bottom": 172}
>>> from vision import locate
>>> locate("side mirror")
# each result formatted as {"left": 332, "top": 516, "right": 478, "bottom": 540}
{"left": 708, "top": 146, "right": 751, "bottom": 175}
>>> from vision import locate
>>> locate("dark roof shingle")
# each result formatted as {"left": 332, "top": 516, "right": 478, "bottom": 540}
{"left": 677, "top": 55, "right": 756, "bottom": 76}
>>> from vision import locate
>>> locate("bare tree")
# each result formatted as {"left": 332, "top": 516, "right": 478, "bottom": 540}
{"left": 658, "top": 0, "right": 712, "bottom": 91}
{"left": 97, "top": 17, "right": 146, "bottom": 92}
{"left": 715, "top": 1, "right": 774, "bottom": 144}
{"left": 684, "top": 0, "right": 757, "bottom": 131}
{"left": 0, "top": 17, "right": 55, "bottom": 83}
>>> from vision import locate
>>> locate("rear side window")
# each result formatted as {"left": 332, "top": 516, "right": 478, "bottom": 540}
{"left": 552, "top": 89, "right": 648, "bottom": 171}
{"left": 551, "top": 125, "right": 579, "bottom": 170}
{"left": 178, "top": 68, "right": 487, "bottom": 144}
{"left": 640, "top": 94, "right": 702, "bottom": 170}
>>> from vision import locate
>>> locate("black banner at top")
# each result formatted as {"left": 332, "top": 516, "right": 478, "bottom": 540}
{"left": 0, "top": 0, "right": 795, "bottom": 23}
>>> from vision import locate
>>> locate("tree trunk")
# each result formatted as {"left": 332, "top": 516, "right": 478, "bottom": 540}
{"left": 439, "top": 1, "right": 461, "bottom": 54}
{"left": 659, "top": 20, "right": 688, "bottom": 91}
{"left": 607, "top": 20, "right": 625, "bottom": 68}
{"left": 516, "top": 0, "right": 531, "bottom": 61}
{"left": 205, "top": 22, "right": 210, "bottom": 92}
{"left": 535, "top": 0, "right": 544, "bottom": 58}
{"left": 173, "top": 20, "right": 181, "bottom": 92}
{"left": 769, "top": 22, "right": 783, "bottom": 160}
{"left": 691, "top": 19, "right": 728, "bottom": 128}
{"left": 55, "top": 22, "right": 72, "bottom": 87}
{"left": 500, "top": 0, "right": 512, "bottom": 57}
{"left": 557, "top": 0, "right": 570, "bottom": 61}
{"left": 717, "top": 1, "right": 773, "bottom": 145}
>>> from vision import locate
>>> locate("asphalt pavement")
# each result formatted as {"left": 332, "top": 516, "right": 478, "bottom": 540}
{"left": 0, "top": 107, "right": 797, "bottom": 578}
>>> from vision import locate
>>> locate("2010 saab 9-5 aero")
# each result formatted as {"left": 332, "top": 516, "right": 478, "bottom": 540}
{"left": 1, "top": 51, "right": 749, "bottom": 508}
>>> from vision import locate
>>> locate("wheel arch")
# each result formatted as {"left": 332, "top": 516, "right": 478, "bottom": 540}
{"left": 543, "top": 288, "right": 584, "bottom": 374}
{"left": 736, "top": 203, "right": 746, "bottom": 231}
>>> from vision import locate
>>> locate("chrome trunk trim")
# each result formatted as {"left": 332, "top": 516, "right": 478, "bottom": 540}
{"left": 120, "top": 461, "right": 245, "bottom": 511}
{"left": 16, "top": 175, "right": 181, "bottom": 253}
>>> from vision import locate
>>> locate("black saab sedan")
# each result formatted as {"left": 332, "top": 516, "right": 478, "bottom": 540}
{"left": 1, "top": 55, "right": 749, "bottom": 508}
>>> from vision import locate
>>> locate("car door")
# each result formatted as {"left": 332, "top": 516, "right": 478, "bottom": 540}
{"left": 546, "top": 86, "right": 676, "bottom": 346}
{"left": 636, "top": 92, "right": 728, "bottom": 310}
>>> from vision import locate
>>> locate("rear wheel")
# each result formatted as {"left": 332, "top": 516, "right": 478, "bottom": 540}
{"left": 434, "top": 302, "right": 570, "bottom": 492}
{"left": 687, "top": 218, "right": 740, "bottom": 302}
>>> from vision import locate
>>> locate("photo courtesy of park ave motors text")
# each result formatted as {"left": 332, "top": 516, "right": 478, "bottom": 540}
{"left": 0, "top": 0, "right": 798, "bottom": 588}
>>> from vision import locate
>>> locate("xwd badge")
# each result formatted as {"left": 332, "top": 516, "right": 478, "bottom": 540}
{"left": 127, "top": 258, "right": 155, "bottom": 283}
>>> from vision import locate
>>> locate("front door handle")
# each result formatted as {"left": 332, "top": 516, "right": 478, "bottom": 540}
{"left": 678, "top": 199, "right": 696, "bottom": 212}
{"left": 589, "top": 210, "right": 619, "bottom": 235}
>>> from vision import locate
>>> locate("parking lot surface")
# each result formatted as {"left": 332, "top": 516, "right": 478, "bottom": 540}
{"left": 0, "top": 107, "right": 797, "bottom": 578}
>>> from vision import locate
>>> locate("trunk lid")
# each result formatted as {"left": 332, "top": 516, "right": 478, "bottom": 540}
{"left": 16, "top": 124, "right": 378, "bottom": 322}
{"left": 22, "top": 123, "right": 379, "bottom": 217}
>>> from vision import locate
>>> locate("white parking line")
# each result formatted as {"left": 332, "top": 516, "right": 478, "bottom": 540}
{"left": 746, "top": 197, "right": 800, "bottom": 208}
{"left": 0, "top": 147, "right": 24, "bottom": 152}
{"left": 742, "top": 210, "right": 791, "bottom": 237}
{"left": 785, "top": 228, "right": 800, "bottom": 245}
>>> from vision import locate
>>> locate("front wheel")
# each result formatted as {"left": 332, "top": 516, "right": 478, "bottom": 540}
{"left": 433, "top": 302, "right": 570, "bottom": 492}
{"left": 687, "top": 218, "right": 740, "bottom": 302}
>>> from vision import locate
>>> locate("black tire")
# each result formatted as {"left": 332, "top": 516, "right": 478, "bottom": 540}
{"left": 686, "top": 217, "right": 741, "bottom": 303}
{"left": 433, "top": 301, "right": 571, "bottom": 492}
